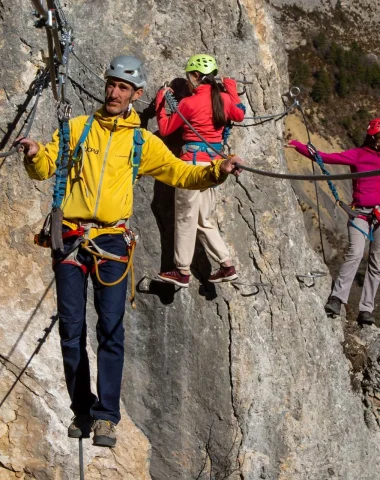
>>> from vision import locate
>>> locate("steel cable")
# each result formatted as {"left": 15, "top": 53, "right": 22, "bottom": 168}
{"left": 164, "top": 90, "right": 380, "bottom": 182}
{"left": 30, "top": 0, "right": 48, "bottom": 19}
{"left": 71, "top": 51, "right": 152, "bottom": 108}
{"left": 0, "top": 82, "right": 45, "bottom": 158}
{"left": 46, "top": 0, "right": 62, "bottom": 62}
{"left": 45, "top": 28, "right": 58, "bottom": 100}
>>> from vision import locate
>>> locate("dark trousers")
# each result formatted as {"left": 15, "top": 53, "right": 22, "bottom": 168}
{"left": 54, "top": 233, "right": 128, "bottom": 424}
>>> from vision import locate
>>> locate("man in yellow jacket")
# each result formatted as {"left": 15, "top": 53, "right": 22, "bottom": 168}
{"left": 20, "top": 55, "right": 243, "bottom": 448}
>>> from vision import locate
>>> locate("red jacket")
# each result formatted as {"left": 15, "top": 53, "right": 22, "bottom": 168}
{"left": 156, "top": 79, "right": 245, "bottom": 162}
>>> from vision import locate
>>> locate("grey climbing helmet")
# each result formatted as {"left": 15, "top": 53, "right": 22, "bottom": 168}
{"left": 105, "top": 55, "right": 147, "bottom": 88}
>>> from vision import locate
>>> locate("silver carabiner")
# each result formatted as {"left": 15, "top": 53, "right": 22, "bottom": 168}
{"left": 289, "top": 86, "right": 300, "bottom": 98}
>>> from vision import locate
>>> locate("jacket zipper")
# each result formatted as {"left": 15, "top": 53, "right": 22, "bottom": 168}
{"left": 93, "top": 118, "right": 118, "bottom": 218}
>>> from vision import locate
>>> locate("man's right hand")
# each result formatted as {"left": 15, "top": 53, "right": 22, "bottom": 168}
{"left": 16, "top": 137, "right": 40, "bottom": 157}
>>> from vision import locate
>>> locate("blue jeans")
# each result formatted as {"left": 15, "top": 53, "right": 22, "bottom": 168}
{"left": 54, "top": 233, "right": 128, "bottom": 424}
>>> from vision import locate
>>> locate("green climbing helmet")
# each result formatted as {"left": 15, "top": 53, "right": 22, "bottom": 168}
{"left": 185, "top": 54, "right": 218, "bottom": 75}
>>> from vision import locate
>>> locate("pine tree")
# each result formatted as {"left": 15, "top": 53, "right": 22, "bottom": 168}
{"left": 311, "top": 70, "right": 332, "bottom": 103}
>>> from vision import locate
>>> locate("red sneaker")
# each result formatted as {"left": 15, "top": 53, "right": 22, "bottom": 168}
{"left": 208, "top": 266, "right": 238, "bottom": 283}
{"left": 157, "top": 269, "right": 190, "bottom": 287}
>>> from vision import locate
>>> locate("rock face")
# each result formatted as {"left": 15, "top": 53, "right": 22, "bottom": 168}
{"left": 1, "top": 1, "right": 380, "bottom": 479}
{"left": 268, "top": 0, "right": 380, "bottom": 52}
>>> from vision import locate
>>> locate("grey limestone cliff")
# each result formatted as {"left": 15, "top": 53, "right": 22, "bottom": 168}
{"left": 0, "top": 1, "right": 380, "bottom": 479}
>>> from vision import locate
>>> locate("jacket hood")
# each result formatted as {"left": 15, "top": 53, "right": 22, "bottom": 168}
{"left": 94, "top": 106, "right": 141, "bottom": 130}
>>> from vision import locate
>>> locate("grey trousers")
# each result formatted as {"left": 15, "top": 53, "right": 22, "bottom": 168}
{"left": 332, "top": 217, "right": 380, "bottom": 312}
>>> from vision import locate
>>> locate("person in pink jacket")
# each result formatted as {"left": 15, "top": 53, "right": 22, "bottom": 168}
{"left": 287, "top": 118, "right": 380, "bottom": 325}
{"left": 155, "top": 54, "right": 245, "bottom": 287}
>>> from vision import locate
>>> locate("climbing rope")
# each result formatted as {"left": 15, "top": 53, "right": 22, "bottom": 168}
{"left": 215, "top": 77, "right": 253, "bottom": 85}
{"left": 232, "top": 101, "right": 297, "bottom": 126}
{"left": 81, "top": 239, "right": 136, "bottom": 290}
{"left": 31, "top": 0, "right": 48, "bottom": 18}
{"left": 164, "top": 88, "right": 380, "bottom": 181}
{"left": 67, "top": 75, "right": 104, "bottom": 104}
{"left": 57, "top": 29, "right": 72, "bottom": 101}
{"left": 32, "top": 0, "right": 73, "bottom": 101}
{"left": 72, "top": 50, "right": 106, "bottom": 84}
{"left": 233, "top": 87, "right": 300, "bottom": 124}
{"left": 232, "top": 164, "right": 380, "bottom": 181}
{"left": 295, "top": 101, "right": 327, "bottom": 260}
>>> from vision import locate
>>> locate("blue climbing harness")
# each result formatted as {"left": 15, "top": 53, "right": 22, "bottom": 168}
{"left": 236, "top": 103, "right": 246, "bottom": 113}
{"left": 222, "top": 104, "right": 246, "bottom": 152}
{"left": 182, "top": 141, "right": 223, "bottom": 165}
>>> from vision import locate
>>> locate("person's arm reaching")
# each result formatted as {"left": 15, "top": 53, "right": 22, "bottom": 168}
{"left": 20, "top": 129, "right": 61, "bottom": 180}
{"left": 155, "top": 88, "right": 187, "bottom": 136}
{"left": 288, "top": 140, "right": 359, "bottom": 166}
{"left": 139, "top": 132, "right": 243, "bottom": 188}
{"left": 223, "top": 78, "right": 245, "bottom": 122}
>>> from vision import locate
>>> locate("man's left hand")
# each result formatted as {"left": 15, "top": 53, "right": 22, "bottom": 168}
{"left": 220, "top": 155, "right": 244, "bottom": 177}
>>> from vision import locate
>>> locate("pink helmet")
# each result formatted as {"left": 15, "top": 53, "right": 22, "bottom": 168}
{"left": 367, "top": 118, "right": 380, "bottom": 136}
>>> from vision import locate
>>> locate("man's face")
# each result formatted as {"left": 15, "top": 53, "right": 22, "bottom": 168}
{"left": 105, "top": 78, "right": 143, "bottom": 116}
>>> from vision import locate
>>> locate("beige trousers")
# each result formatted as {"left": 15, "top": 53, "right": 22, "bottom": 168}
{"left": 174, "top": 186, "right": 231, "bottom": 270}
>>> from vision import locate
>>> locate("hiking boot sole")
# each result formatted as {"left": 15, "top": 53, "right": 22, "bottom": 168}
{"left": 156, "top": 275, "right": 189, "bottom": 288}
{"left": 358, "top": 320, "right": 376, "bottom": 326}
{"left": 93, "top": 435, "right": 116, "bottom": 448}
{"left": 209, "top": 274, "right": 238, "bottom": 284}
{"left": 357, "top": 317, "right": 375, "bottom": 326}
{"left": 325, "top": 306, "right": 341, "bottom": 317}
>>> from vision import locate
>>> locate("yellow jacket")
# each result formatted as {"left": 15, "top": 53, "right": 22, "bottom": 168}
{"left": 24, "top": 107, "right": 227, "bottom": 234}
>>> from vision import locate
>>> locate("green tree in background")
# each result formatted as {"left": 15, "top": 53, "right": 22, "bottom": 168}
{"left": 336, "top": 70, "right": 350, "bottom": 97}
{"left": 313, "top": 32, "right": 329, "bottom": 56}
{"left": 311, "top": 70, "right": 332, "bottom": 103}
{"left": 293, "top": 62, "right": 311, "bottom": 86}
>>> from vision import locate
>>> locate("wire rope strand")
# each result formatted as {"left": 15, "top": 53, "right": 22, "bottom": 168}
{"left": 72, "top": 51, "right": 106, "bottom": 83}
{"left": 79, "top": 438, "right": 85, "bottom": 480}
{"left": 30, "top": 0, "right": 48, "bottom": 19}
{"left": 45, "top": 28, "right": 58, "bottom": 100}
{"left": 0, "top": 84, "right": 44, "bottom": 158}
{"left": 46, "top": 0, "right": 62, "bottom": 63}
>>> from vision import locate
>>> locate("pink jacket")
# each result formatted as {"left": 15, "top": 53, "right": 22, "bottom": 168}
{"left": 290, "top": 140, "right": 380, "bottom": 207}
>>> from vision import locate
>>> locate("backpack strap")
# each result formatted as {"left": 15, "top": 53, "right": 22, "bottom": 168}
{"left": 132, "top": 128, "right": 145, "bottom": 185}
{"left": 72, "top": 115, "right": 95, "bottom": 161}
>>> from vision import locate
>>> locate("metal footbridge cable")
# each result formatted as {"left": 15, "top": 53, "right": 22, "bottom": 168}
{"left": 163, "top": 88, "right": 380, "bottom": 181}
{"left": 294, "top": 101, "right": 327, "bottom": 261}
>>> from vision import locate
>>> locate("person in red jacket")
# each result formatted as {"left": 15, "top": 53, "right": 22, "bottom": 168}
{"left": 155, "top": 54, "right": 245, "bottom": 287}
{"left": 287, "top": 118, "right": 380, "bottom": 325}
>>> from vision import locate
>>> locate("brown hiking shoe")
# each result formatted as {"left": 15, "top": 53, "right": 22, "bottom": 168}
{"left": 208, "top": 265, "right": 238, "bottom": 283}
{"left": 68, "top": 414, "right": 92, "bottom": 438}
{"left": 92, "top": 419, "right": 117, "bottom": 447}
{"left": 157, "top": 268, "right": 190, "bottom": 287}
